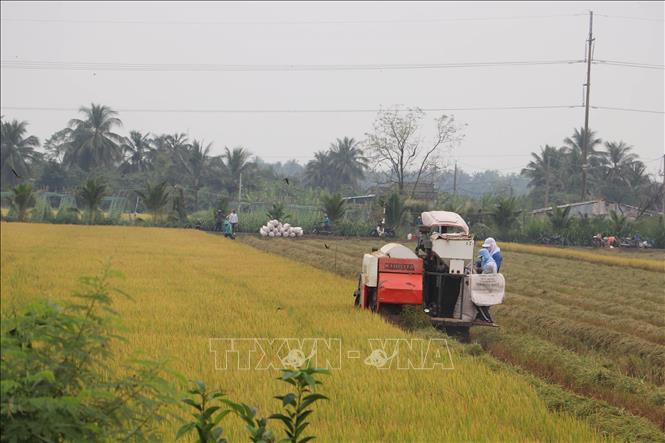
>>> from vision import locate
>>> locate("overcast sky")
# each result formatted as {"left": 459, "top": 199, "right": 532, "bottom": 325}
{"left": 1, "top": 1, "right": 663, "bottom": 177}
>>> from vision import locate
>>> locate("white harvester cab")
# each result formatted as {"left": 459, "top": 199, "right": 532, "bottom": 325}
{"left": 417, "top": 211, "right": 505, "bottom": 327}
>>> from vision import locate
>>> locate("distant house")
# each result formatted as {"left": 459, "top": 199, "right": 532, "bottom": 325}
{"left": 341, "top": 194, "right": 376, "bottom": 205}
{"left": 373, "top": 182, "right": 437, "bottom": 201}
{"left": 531, "top": 199, "right": 657, "bottom": 220}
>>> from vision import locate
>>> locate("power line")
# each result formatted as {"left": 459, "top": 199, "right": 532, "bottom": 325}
{"left": 3, "top": 104, "right": 662, "bottom": 114}
{"left": 0, "top": 105, "right": 582, "bottom": 114}
{"left": 591, "top": 105, "right": 665, "bottom": 114}
{"left": 595, "top": 13, "right": 665, "bottom": 23}
{"left": 0, "top": 59, "right": 585, "bottom": 72}
{"left": 0, "top": 13, "right": 586, "bottom": 26}
{"left": 594, "top": 59, "right": 665, "bottom": 70}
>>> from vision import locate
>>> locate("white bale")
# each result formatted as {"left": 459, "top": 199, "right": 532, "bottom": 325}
{"left": 297, "top": 230, "right": 303, "bottom": 237}
{"left": 268, "top": 231, "right": 275, "bottom": 237}
{"left": 275, "top": 232, "right": 282, "bottom": 237}
{"left": 283, "top": 223, "right": 291, "bottom": 229}
{"left": 260, "top": 230, "right": 267, "bottom": 237}
{"left": 290, "top": 232, "right": 296, "bottom": 238}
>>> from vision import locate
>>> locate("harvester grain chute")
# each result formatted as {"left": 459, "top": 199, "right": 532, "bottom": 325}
{"left": 354, "top": 211, "right": 505, "bottom": 341}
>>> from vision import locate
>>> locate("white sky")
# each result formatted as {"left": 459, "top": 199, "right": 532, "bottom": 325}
{"left": 1, "top": 1, "right": 663, "bottom": 177}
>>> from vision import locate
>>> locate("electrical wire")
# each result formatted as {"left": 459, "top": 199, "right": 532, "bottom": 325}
{"left": 0, "top": 59, "right": 585, "bottom": 72}
{"left": 595, "top": 13, "right": 665, "bottom": 23}
{"left": 594, "top": 59, "right": 665, "bottom": 70}
{"left": 591, "top": 106, "right": 665, "bottom": 114}
{"left": 0, "top": 105, "right": 582, "bottom": 114}
{"left": 0, "top": 13, "right": 587, "bottom": 26}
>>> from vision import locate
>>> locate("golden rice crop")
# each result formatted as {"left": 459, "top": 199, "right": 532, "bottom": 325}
{"left": 499, "top": 242, "right": 664, "bottom": 273}
{"left": 0, "top": 223, "right": 603, "bottom": 442}
{"left": 241, "top": 236, "right": 665, "bottom": 438}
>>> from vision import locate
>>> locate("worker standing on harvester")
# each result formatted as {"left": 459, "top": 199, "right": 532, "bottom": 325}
{"left": 482, "top": 237, "right": 503, "bottom": 272}
{"left": 476, "top": 249, "right": 497, "bottom": 322}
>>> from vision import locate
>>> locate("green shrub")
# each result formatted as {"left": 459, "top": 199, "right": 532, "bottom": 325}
{"left": 0, "top": 267, "right": 177, "bottom": 442}
{"left": 177, "top": 361, "right": 329, "bottom": 443}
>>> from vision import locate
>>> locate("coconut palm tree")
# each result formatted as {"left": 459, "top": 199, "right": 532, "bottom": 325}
{"left": 10, "top": 183, "right": 36, "bottom": 221}
{"left": 177, "top": 140, "right": 212, "bottom": 210}
{"left": 547, "top": 205, "right": 572, "bottom": 234}
{"left": 78, "top": 178, "right": 107, "bottom": 223}
{"left": 136, "top": 181, "right": 170, "bottom": 222}
{"left": 521, "top": 145, "right": 565, "bottom": 207}
{"left": 266, "top": 202, "right": 290, "bottom": 222}
{"left": 1, "top": 120, "right": 40, "bottom": 187}
{"left": 601, "top": 141, "right": 637, "bottom": 180}
{"left": 222, "top": 147, "right": 253, "bottom": 196}
{"left": 62, "top": 104, "right": 124, "bottom": 171}
{"left": 563, "top": 127, "right": 603, "bottom": 195}
{"left": 304, "top": 151, "right": 333, "bottom": 190}
{"left": 320, "top": 193, "right": 346, "bottom": 224}
{"left": 490, "top": 196, "right": 521, "bottom": 235}
{"left": 121, "top": 131, "right": 154, "bottom": 173}
{"left": 608, "top": 210, "right": 630, "bottom": 237}
{"left": 328, "top": 137, "right": 367, "bottom": 191}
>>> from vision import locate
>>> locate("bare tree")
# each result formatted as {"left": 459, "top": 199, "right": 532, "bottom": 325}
{"left": 364, "top": 107, "right": 463, "bottom": 197}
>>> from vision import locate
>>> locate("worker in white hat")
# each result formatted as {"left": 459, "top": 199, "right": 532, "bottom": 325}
{"left": 481, "top": 237, "right": 503, "bottom": 272}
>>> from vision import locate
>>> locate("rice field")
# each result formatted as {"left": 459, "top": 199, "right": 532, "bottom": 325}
{"left": 240, "top": 235, "right": 665, "bottom": 442}
{"left": 498, "top": 242, "right": 664, "bottom": 272}
{"left": 0, "top": 223, "right": 607, "bottom": 442}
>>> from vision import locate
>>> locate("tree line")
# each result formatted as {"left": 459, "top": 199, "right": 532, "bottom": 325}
{"left": 1, "top": 104, "right": 662, "bottom": 222}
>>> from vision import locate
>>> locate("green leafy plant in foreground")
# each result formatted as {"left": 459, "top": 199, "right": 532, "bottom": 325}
{"left": 269, "top": 362, "right": 330, "bottom": 443}
{"left": 178, "top": 361, "right": 329, "bottom": 443}
{"left": 0, "top": 266, "right": 178, "bottom": 443}
{"left": 177, "top": 381, "right": 231, "bottom": 443}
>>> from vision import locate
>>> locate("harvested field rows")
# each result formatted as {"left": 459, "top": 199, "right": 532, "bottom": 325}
{"left": 499, "top": 242, "right": 664, "bottom": 272}
{"left": 240, "top": 235, "right": 665, "bottom": 441}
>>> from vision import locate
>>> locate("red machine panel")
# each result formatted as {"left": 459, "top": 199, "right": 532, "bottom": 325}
{"left": 378, "top": 257, "right": 423, "bottom": 274}
{"left": 377, "top": 258, "right": 423, "bottom": 305}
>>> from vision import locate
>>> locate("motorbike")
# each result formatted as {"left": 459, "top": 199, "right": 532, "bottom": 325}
{"left": 369, "top": 226, "right": 396, "bottom": 238}
{"left": 312, "top": 223, "right": 334, "bottom": 235}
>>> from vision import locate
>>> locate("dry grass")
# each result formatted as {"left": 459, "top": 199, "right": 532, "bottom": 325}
{"left": 0, "top": 223, "right": 603, "bottom": 442}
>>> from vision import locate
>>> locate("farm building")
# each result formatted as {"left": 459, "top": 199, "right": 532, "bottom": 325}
{"left": 372, "top": 181, "right": 437, "bottom": 200}
{"left": 531, "top": 199, "right": 658, "bottom": 220}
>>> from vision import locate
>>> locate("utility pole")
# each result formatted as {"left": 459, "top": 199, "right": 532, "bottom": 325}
{"left": 453, "top": 162, "right": 458, "bottom": 195}
{"left": 581, "top": 10, "right": 594, "bottom": 200}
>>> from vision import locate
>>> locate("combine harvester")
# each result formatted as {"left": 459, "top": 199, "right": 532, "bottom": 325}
{"left": 354, "top": 211, "right": 505, "bottom": 341}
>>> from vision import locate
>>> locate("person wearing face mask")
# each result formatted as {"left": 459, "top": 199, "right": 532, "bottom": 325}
{"left": 477, "top": 249, "right": 497, "bottom": 274}
{"left": 481, "top": 237, "right": 503, "bottom": 272}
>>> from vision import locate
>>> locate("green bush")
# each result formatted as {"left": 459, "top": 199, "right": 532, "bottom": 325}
{"left": 0, "top": 267, "right": 177, "bottom": 442}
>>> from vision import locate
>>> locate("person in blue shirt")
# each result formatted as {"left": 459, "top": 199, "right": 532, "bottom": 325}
{"left": 477, "top": 249, "right": 497, "bottom": 274}
{"left": 475, "top": 249, "right": 497, "bottom": 323}
{"left": 482, "top": 237, "right": 503, "bottom": 272}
